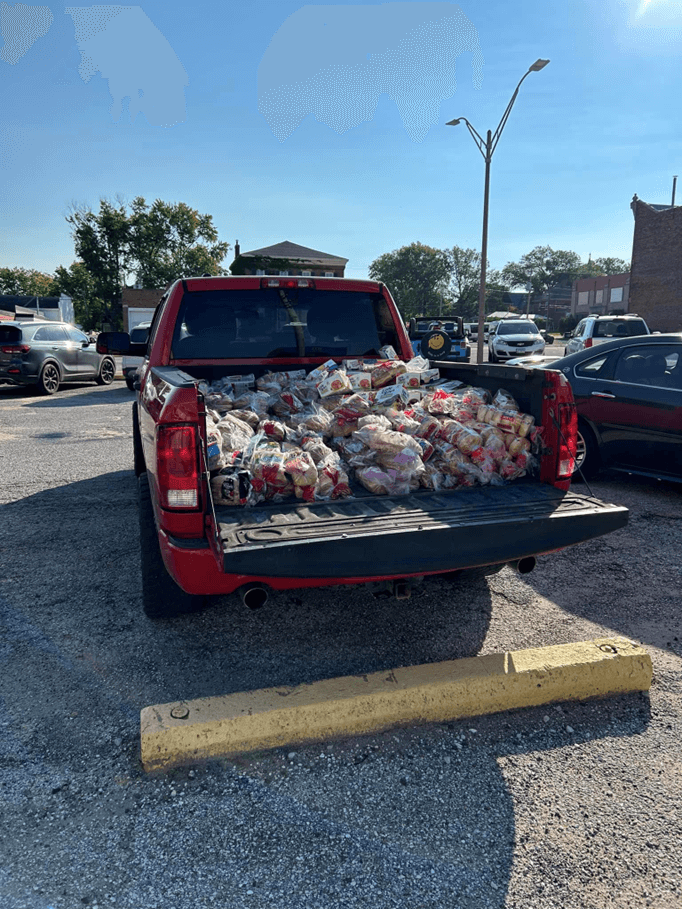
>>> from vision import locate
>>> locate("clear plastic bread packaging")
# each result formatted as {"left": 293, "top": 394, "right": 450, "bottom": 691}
{"left": 302, "top": 438, "right": 334, "bottom": 465}
{"left": 205, "top": 419, "right": 226, "bottom": 471}
{"left": 333, "top": 393, "right": 372, "bottom": 425}
{"left": 315, "top": 452, "right": 352, "bottom": 500}
{"left": 461, "top": 386, "right": 492, "bottom": 407}
{"left": 516, "top": 413, "right": 535, "bottom": 438}
{"left": 283, "top": 449, "right": 318, "bottom": 488}
{"left": 507, "top": 435, "right": 531, "bottom": 457}
{"left": 370, "top": 360, "right": 407, "bottom": 388}
{"left": 492, "top": 388, "right": 519, "bottom": 411}
{"left": 211, "top": 469, "right": 254, "bottom": 507}
{"left": 259, "top": 419, "right": 288, "bottom": 442}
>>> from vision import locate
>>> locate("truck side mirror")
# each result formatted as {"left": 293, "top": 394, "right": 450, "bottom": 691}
{"left": 97, "top": 331, "right": 131, "bottom": 355}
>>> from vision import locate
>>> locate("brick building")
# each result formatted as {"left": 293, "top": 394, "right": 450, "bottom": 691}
{"left": 121, "top": 287, "right": 165, "bottom": 333}
{"left": 629, "top": 195, "right": 682, "bottom": 331}
{"left": 230, "top": 240, "right": 348, "bottom": 277}
{"left": 571, "top": 273, "right": 630, "bottom": 318}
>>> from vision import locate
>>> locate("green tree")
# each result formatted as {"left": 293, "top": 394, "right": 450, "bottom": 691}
{"left": 0, "top": 267, "right": 57, "bottom": 296}
{"left": 51, "top": 261, "right": 105, "bottom": 331}
{"left": 502, "top": 246, "right": 584, "bottom": 294}
{"left": 66, "top": 198, "right": 132, "bottom": 328}
{"left": 444, "top": 246, "right": 509, "bottom": 319}
{"left": 128, "top": 197, "right": 230, "bottom": 288}
{"left": 593, "top": 256, "right": 629, "bottom": 275}
{"left": 368, "top": 242, "right": 450, "bottom": 318}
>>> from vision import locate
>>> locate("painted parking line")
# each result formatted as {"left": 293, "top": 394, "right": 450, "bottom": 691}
{"left": 140, "top": 637, "right": 652, "bottom": 771}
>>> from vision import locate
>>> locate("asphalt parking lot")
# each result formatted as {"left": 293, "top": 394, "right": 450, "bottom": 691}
{"left": 0, "top": 379, "right": 681, "bottom": 909}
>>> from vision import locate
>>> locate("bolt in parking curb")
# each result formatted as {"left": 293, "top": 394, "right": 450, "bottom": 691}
{"left": 140, "top": 637, "right": 652, "bottom": 771}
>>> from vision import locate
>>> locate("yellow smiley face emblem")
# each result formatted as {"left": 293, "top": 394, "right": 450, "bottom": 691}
{"left": 428, "top": 334, "right": 445, "bottom": 350}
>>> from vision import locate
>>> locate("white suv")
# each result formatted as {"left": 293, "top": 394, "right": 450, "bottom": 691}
{"left": 487, "top": 319, "right": 545, "bottom": 362}
{"left": 564, "top": 314, "right": 650, "bottom": 356}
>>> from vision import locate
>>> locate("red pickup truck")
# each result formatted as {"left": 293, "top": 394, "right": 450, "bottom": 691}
{"left": 98, "top": 276, "right": 628, "bottom": 619}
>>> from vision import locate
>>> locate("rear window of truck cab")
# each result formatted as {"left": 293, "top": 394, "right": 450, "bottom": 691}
{"left": 170, "top": 288, "right": 398, "bottom": 359}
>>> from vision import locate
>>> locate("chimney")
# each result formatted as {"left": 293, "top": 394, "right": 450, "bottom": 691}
{"left": 235, "top": 240, "right": 240, "bottom": 257}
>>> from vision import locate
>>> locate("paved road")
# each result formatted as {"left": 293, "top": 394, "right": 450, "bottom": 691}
{"left": 0, "top": 380, "right": 680, "bottom": 909}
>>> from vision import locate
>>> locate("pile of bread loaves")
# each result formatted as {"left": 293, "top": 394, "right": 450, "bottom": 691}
{"left": 200, "top": 352, "right": 543, "bottom": 507}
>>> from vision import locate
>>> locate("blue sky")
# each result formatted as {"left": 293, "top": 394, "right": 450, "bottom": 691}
{"left": 1, "top": 0, "right": 681, "bottom": 283}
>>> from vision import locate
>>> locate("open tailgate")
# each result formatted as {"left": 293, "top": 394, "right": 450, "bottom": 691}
{"left": 216, "top": 485, "right": 628, "bottom": 579}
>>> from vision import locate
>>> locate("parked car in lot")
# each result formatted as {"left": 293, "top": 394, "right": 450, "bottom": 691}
{"left": 406, "top": 314, "right": 470, "bottom": 361}
{"left": 564, "top": 314, "right": 650, "bottom": 356}
{"left": 506, "top": 354, "right": 564, "bottom": 369}
{"left": 464, "top": 321, "right": 491, "bottom": 342}
{"left": 513, "top": 334, "right": 682, "bottom": 482}
{"left": 487, "top": 319, "right": 546, "bottom": 362}
{"left": 0, "top": 320, "right": 116, "bottom": 394}
{"left": 122, "top": 321, "right": 151, "bottom": 391}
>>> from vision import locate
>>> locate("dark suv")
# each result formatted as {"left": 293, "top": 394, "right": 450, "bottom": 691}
{"left": 0, "top": 320, "right": 116, "bottom": 394}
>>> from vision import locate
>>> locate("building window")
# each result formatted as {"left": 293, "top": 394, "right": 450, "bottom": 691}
{"left": 302, "top": 271, "right": 312, "bottom": 277}
{"left": 256, "top": 269, "right": 264, "bottom": 275}
{"left": 595, "top": 290, "right": 603, "bottom": 304}
{"left": 610, "top": 287, "right": 623, "bottom": 303}
{"left": 578, "top": 291, "right": 589, "bottom": 307}
{"left": 279, "top": 270, "right": 289, "bottom": 276}
{"left": 325, "top": 271, "right": 334, "bottom": 277}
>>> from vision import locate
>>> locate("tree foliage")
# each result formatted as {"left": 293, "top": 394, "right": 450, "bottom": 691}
{"left": 368, "top": 242, "right": 451, "bottom": 317}
{"left": 64, "top": 196, "right": 230, "bottom": 328}
{"left": 592, "top": 256, "right": 629, "bottom": 275}
{"left": 128, "top": 197, "right": 230, "bottom": 288}
{"left": 444, "top": 246, "right": 509, "bottom": 319}
{"left": 0, "top": 267, "right": 57, "bottom": 296}
{"left": 51, "top": 262, "right": 104, "bottom": 331}
{"left": 501, "top": 246, "right": 584, "bottom": 293}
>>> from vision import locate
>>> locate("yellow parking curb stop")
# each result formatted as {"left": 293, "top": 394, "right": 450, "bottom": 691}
{"left": 140, "top": 637, "right": 652, "bottom": 771}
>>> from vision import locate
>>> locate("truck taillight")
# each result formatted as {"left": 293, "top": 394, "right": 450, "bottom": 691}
{"left": 260, "top": 277, "right": 315, "bottom": 289}
{"left": 584, "top": 338, "right": 593, "bottom": 348}
{"left": 557, "top": 403, "right": 577, "bottom": 478}
{"left": 157, "top": 425, "right": 200, "bottom": 509}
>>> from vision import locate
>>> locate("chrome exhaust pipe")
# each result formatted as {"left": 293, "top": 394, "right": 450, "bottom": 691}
{"left": 239, "top": 584, "right": 270, "bottom": 610}
{"left": 509, "top": 556, "right": 537, "bottom": 575}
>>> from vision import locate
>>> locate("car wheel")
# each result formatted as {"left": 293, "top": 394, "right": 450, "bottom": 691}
{"left": 573, "top": 422, "right": 600, "bottom": 480}
{"left": 97, "top": 357, "right": 116, "bottom": 385}
{"left": 38, "top": 362, "right": 60, "bottom": 395}
{"left": 488, "top": 349, "right": 497, "bottom": 363}
{"left": 138, "top": 472, "right": 205, "bottom": 618}
{"left": 125, "top": 374, "right": 137, "bottom": 392}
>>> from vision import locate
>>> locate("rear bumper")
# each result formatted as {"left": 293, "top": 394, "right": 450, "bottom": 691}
{"left": 159, "top": 485, "right": 629, "bottom": 595}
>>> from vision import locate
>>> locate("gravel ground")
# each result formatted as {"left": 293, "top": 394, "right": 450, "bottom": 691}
{"left": 0, "top": 380, "right": 680, "bottom": 909}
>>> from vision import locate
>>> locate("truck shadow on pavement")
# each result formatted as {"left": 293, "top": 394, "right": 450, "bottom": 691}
{"left": 0, "top": 469, "right": 652, "bottom": 909}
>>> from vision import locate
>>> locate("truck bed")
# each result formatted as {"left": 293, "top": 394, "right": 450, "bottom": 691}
{"left": 215, "top": 484, "right": 627, "bottom": 579}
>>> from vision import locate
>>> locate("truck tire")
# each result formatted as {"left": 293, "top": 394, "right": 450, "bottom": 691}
{"left": 125, "top": 374, "right": 137, "bottom": 391}
{"left": 138, "top": 472, "right": 204, "bottom": 618}
{"left": 132, "top": 403, "right": 145, "bottom": 476}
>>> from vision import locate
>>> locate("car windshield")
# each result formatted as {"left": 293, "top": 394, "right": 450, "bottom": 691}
{"left": 496, "top": 321, "right": 539, "bottom": 335}
{"left": 171, "top": 288, "right": 394, "bottom": 358}
{"left": 130, "top": 325, "right": 150, "bottom": 344}
{"left": 594, "top": 320, "right": 648, "bottom": 338}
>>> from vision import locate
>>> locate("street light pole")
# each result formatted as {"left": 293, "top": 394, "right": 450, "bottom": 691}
{"left": 447, "top": 58, "right": 549, "bottom": 364}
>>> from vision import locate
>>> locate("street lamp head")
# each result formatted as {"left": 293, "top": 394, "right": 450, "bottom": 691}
{"left": 446, "top": 118, "right": 462, "bottom": 126}
{"left": 529, "top": 58, "right": 550, "bottom": 72}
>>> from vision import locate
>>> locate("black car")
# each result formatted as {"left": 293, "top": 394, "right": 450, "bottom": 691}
{"left": 519, "top": 334, "right": 682, "bottom": 482}
{"left": 0, "top": 320, "right": 116, "bottom": 394}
